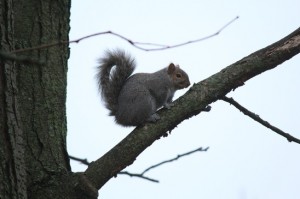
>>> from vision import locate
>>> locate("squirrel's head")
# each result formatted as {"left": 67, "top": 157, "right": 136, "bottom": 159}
{"left": 168, "top": 63, "right": 190, "bottom": 89}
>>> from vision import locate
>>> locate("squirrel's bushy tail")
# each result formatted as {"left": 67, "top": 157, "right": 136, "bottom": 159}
{"left": 97, "top": 49, "right": 135, "bottom": 116}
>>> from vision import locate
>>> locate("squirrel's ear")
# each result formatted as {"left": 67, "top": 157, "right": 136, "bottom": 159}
{"left": 167, "top": 63, "right": 176, "bottom": 74}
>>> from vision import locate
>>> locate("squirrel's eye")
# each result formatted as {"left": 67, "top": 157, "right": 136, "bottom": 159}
{"left": 176, "top": 73, "right": 182, "bottom": 78}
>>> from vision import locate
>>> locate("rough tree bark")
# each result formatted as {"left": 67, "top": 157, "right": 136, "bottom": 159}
{"left": 0, "top": 1, "right": 300, "bottom": 199}
{"left": 0, "top": 0, "right": 74, "bottom": 199}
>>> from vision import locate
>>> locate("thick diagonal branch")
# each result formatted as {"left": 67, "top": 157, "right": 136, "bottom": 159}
{"left": 84, "top": 27, "right": 300, "bottom": 190}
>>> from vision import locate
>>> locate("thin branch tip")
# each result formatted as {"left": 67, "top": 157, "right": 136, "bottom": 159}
{"left": 222, "top": 96, "right": 300, "bottom": 145}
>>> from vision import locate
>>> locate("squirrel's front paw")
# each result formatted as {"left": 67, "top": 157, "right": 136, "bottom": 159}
{"left": 146, "top": 113, "right": 160, "bottom": 123}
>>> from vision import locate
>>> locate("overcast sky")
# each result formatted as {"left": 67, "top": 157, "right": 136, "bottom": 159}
{"left": 67, "top": 1, "right": 300, "bottom": 198}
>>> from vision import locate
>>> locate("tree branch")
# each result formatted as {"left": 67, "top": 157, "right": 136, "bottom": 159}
{"left": 69, "top": 155, "right": 90, "bottom": 166}
{"left": 141, "top": 147, "right": 209, "bottom": 175}
{"left": 70, "top": 146, "right": 208, "bottom": 183}
{"left": 120, "top": 146, "right": 209, "bottom": 183}
{"left": 10, "top": 16, "right": 238, "bottom": 54}
{"left": 84, "top": 27, "right": 300, "bottom": 190}
{"left": 222, "top": 96, "right": 300, "bottom": 144}
{"left": 118, "top": 171, "right": 159, "bottom": 183}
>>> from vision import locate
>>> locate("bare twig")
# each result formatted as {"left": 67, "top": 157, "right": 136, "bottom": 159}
{"left": 69, "top": 155, "right": 90, "bottom": 166}
{"left": 134, "top": 16, "right": 239, "bottom": 51}
{"left": 141, "top": 146, "right": 209, "bottom": 175}
{"left": 121, "top": 146, "right": 209, "bottom": 183}
{"left": 118, "top": 171, "right": 159, "bottom": 183}
{"left": 70, "top": 146, "right": 209, "bottom": 183}
{"left": 222, "top": 96, "right": 300, "bottom": 144}
{"left": 3, "top": 16, "right": 238, "bottom": 64}
{"left": 11, "top": 16, "right": 238, "bottom": 53}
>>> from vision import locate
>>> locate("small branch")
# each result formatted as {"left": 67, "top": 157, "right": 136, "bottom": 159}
{"left": 70, "top": 146, "right": 209, "bottom": 183}
{"left": 141, "top": 146, "right": 209, "bottom": 175}
{"left": 120, "top": 146, "right": 209, "bottom": 183}
{"left": 118, "top": 171, "right": 159, "bottom": 183}
{"left": 11, "top": 16, "right": 238, "bottom": 53}
{"left": 69, "top": 155, "right": 90, "bottom": 166}
{"left": 69, "top": 155, "right": 159, "bottom": 182}
{"left": 222, "top": 96, "right": 300, "bottom": 144}
{"left": 133, "top": 16, "right": 239, "bottom": 51}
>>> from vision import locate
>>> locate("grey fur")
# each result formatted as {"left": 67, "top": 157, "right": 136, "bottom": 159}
{"left": 97, "top": 49, "right": 190, "bottom": 126}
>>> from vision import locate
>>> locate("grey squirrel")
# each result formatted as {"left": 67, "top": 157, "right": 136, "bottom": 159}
{"left": 97, "top": 49, "right": 190, "bottom": 126}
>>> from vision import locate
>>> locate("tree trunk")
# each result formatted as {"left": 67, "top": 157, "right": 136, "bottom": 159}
{"left": 0, "top": 1, "right": 27, "bottom": 198}
{"left": 0, "top": 0, "right": 82, "bottom": 198}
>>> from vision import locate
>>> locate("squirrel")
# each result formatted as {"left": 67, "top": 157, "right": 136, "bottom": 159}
{"left": 97, "top": 49, "right": 190, "bottom": 126}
